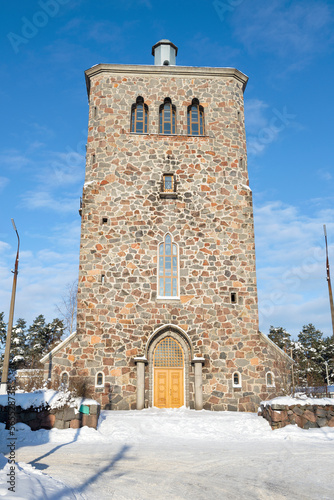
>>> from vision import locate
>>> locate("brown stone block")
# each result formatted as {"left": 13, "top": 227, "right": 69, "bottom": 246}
{"left": 304, "top": 410, "right": 317, "bottom": 423}
{"left": 81, "top": 414, "right": 98, "bottom": 428}
{"left": 41, "top": 414, "right": 56, "bottom": 429}
{"left": 126, "top": 385, "right": 136, "bottom": 392}
{"left": 294, "top": 415, "right": 307, "bottom": 429}
{"left": 70, "top": 419, "right": 81, "bottom": 429}
{"left": 126, "top": 348, "right": 138, "bottom": 357}
{"left": 110, "top": 368, "right": 122, "bottom": 376}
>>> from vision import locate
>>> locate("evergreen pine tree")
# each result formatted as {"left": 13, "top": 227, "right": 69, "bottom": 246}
{"left": 10, "top": 318, "right": 27, "bottom": 371}
{"left": 26, "top": 315, "right": 64, "bottom": 368}
{"left": 44, "top": 318, "right": 64, "bottom": 354}
{"left": 26, "top": 315, "right": 47, "bottom": 368}
{"left": 297, "top": 324, "right": 325, "bottom": 386}
{"left": 268, "top": 326, "right": 291, "bottom": 350}
{"left": 323, "top": 336, "right": 334, "bottom": 385}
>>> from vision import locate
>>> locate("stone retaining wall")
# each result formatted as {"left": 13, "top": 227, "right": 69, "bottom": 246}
{"left": 0, "top": 402, "right": 100, "bottom": 431}
{"left": 259, "top": 403, "right": 334, "bottom": 430}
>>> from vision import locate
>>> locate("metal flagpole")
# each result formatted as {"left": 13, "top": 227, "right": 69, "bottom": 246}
{"left": 0, "top": 219, "right": 20, "bottom": 392}
{"left": 324, "top": 224, "right": 334, "bottom": 338}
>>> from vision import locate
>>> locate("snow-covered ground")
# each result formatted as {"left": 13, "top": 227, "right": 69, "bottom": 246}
{"left": 1, "top": 408, "right": 334, "bottom": 499}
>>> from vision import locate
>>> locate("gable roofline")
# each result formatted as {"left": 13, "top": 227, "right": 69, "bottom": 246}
{"left": 40, "top": 331, "right": 77, "bottom": 364}
{"left": 259, "top": 331, "right": 294, "bottom": 364}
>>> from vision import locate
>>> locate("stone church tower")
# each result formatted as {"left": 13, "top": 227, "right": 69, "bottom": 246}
{"left": 43, "top": 40, "right": 292, "bottom": 411}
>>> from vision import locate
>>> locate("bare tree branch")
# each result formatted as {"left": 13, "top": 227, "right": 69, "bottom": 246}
{"left": 55, "top": 280, "right": 78, "bottom": 337}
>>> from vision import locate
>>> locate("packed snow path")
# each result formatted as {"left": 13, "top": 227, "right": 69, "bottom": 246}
{"left": 2, "top": 408, "right": 334, "bottom": 499}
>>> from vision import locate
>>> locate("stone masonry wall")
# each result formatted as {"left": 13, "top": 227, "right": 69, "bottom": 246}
{"left": 259, "top": 402, "right": 334, "bottom": 430}
{"left": 45, "top": 65, "right": 293, "bottom": 411}
{"left": 0, "top": 402, "right": 100, "bottom": 430}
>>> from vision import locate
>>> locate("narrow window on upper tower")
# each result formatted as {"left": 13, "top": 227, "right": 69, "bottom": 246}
{"left": 159, "top": 98, "right": 176, "bottom": 134}
{"left": 158, "top": 234, "right": 179, "bottom": 298}
{"left": 130, "top": 96, "right": 149, "bottom": 133}
{"left": 187, "top": 98, "right": 204, "bottom": 135}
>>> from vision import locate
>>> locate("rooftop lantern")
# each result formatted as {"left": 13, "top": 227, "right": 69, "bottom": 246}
{"left": 152, "top": 39, "right": 178, "bottom": 66}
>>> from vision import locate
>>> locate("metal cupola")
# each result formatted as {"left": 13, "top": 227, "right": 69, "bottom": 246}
{"left": 152, "top": 39, "right": 178, "bottom": 66}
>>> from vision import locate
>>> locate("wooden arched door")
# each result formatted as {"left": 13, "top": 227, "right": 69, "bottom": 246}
{"left": 154, "top": 336, "right": 184, "bottom": 408}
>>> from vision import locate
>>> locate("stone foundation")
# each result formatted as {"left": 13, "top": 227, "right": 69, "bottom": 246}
{"left": 259, "top": 402, "right": 334, "bottom": 430}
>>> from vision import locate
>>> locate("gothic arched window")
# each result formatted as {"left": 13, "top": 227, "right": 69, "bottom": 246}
{"left": 131, "top": 96, "right": 148, "bottom": 133}
{"left": 159, "top": 98, "right": 176, "bottom": 134}
{"left": 158, "top": 234, "right": 179, "bottom": 298}
{"left": 266, "top": 372, "right": 275, "bottom": 387}
{"left": 187, "top": 98, "right": 204, "bottom": 135}
{"left": 95, "top": 371, "right": 104, "bottom": 387}
{"left": 61, "top": 371, "right": 69, "bottom": 388}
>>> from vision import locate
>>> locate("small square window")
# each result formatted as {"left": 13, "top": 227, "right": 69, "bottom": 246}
{"left": 163, "top": 175, "right": 174, "bottom": 192}
{"left": 102, "top": 217, "right": 108, "bottom": 224}
{"left": 231, "top": 292, "right": 238, "bottom": 304}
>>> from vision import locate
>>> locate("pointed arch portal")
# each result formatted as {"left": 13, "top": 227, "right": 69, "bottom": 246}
{"left": 134, "top": 324, "right": 204, "bottom": 410}
{"left": 153, "top": 336, "right": 184, "bottom": 408}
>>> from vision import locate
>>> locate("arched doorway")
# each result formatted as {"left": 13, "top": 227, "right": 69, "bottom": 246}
{"left": 153, "top": 336, "right": 184, "bottom": 408}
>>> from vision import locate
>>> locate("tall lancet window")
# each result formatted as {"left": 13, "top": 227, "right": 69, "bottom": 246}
{"left": 187, "top": 98, "right": 204, "bottom": 135}
{"left": 159, "top": 98, "right": 176, "bottom": 134}
{"left": 158, "top": 234, "right": 179, "bottom": 298}
{"left": 131, "top": 96, "right": 148, "bottom": 133}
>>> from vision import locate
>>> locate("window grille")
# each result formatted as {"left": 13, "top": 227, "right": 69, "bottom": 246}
{"left": 163, "top": 174, "right": 174, "bottom": 192}
{"left": 154, "top": 337, "right": 183, "bottom": 367}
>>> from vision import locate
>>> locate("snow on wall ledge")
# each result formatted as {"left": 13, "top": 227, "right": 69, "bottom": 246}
{"left": 259, "top": 396, "right": 334, "bottom": 430}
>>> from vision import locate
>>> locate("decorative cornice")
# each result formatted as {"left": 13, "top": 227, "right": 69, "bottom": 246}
{"left": 84, "top": 64, "right": 248, "bottom": 98}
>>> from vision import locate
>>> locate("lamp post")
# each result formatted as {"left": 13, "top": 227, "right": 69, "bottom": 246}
{"left": 324, "top": 361, "right": 329, "bottom": 386}
{"left": 324, "top": 225, "right": 334, "bottom": 338}
{"left": 0, "top": 219, "right": 20, "bottom": 393}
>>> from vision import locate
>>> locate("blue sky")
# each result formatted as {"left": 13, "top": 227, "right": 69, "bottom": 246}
{"left": 1, "top": 0, "right": 334, "bottom": 339}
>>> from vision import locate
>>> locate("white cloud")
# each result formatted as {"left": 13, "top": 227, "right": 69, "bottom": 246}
{"left": 317, "top": 169, "right": 332, "bottom": 181}
{"left": 21, "top": 190, "right": 79, "bottom": 213}
{"left": 35, "top": 151, "right": 85, "bottom": 188}
{"left": 245, "top": 100, "right": 297, "bottom": 156}
{"left": 0, "top": 151, "right": 33, "bottom": 170}
{"left": 255, "top": 200, "right": 334, "bottom": 338}
{"left": 0, "top": 222, "right": 80, "bottom": 326}
{"left": 186, "top": 35, "right": 240, "bottom": 63}
{"left": 233, "top": 0, "right": 333, "bottom": 61}
{"left": 0, "top": 177, "right": 9, "bottom": 191}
